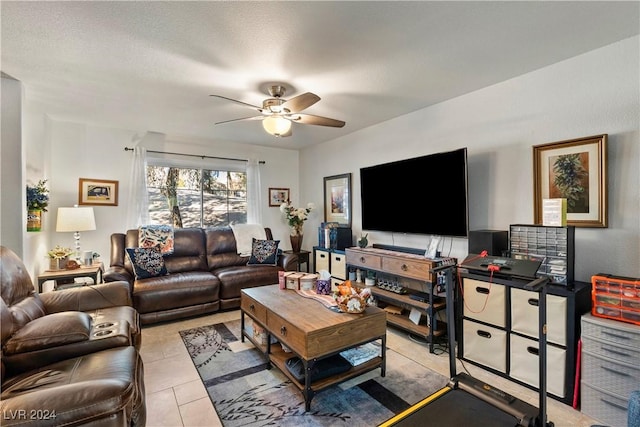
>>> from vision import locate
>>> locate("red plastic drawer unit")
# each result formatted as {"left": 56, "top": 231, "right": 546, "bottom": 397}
{"left": 591, "top": 274, "right": 640, "bottom": 326}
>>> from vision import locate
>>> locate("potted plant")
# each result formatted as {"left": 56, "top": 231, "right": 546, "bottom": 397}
{"left": 26, "top": 179, "right": 49, "bottom": 232}
{"left": 47, "top": 245, "right": 74, "bottom": 270}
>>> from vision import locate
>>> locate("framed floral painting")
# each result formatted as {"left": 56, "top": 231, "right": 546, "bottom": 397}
{"left": 323, "top": 173, "right": 351, "bottom": 227}
{"left": 268, "top": 188, "right": 290, "bottom": 207}
{"left": 533, "top": 134, "right": 607, "bottom": 227}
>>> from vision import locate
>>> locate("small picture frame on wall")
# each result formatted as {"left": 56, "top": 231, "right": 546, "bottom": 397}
{"left": 78, "top": 178, "right": 119, "bottom": 206}
{"left": 324, "top": 173, "right": 351, "bottom": 228}
{"left": 269, "top": 188, "right": 290, "bottom": 207}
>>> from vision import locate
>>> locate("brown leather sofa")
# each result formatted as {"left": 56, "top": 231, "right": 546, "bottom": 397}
{"left": 105, "top": 227, "right": 297, "bottom": 325}
{"left": 0, "top": 245, "right": 145, "bottom": 426}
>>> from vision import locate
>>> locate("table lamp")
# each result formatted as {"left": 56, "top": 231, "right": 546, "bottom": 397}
{"left": 56, "top": 206, "right": 96, "bottom": 263}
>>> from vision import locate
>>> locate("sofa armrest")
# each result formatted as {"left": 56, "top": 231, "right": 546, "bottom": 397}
{"left": 278, "top": 251, "right": 299, "bottom": 272}
{"left": 40, "top": 281, "right": 133, "bottom": 313}
{"left": 104, "top": 265, "right": 134, "bottom": 284}
{"left": 4, "top": 312, "right": 91, "bottom": 355}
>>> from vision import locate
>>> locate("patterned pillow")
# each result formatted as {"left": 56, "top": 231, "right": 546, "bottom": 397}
{"left": 138, "top": 225, "right": 174, "bottom": 254}
{"left": 125, "top": 246, "right": 168, "bottom": 279}
{"left": 247, "top": 238, "right": 280, "bottom": 266}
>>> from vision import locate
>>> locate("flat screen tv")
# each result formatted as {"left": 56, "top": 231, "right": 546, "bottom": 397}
{"left": 360, "top": 147, "right": 469, "bottom": 237}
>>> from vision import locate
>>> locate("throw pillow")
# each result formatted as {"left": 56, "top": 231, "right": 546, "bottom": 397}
{"left": 247, "top": 238, "right": 280, "bottom": 266}
{"left": 138, "top": 224, "right": 174, "bottom": 254}
{"left": 125, "top": 246, "right": 168, "bottom": 279}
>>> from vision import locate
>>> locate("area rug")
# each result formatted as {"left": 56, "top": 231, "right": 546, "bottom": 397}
{"left": 179, "top": 319, "right": 448, "bottom": 426}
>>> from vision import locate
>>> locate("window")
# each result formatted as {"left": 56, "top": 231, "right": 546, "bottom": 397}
{"left": 146, "top": 165, "right": 247, "bottom": 227}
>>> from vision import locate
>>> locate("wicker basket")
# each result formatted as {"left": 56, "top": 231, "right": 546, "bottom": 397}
{"left": 337, "top": 295, "right": 367, "bottom": 313}
{"left": 334, "top": 286, "right": 372, "bottom": 313}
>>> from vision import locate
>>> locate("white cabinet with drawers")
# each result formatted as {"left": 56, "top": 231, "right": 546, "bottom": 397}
{"left": 459, "top": 272, "right": 591, "bottom": 406}
{"left": 581, "top": 313, "right": 640, "bottom": 427}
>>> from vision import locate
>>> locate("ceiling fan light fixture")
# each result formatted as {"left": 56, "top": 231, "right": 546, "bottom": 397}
{"left": 262, "top": 116, "right": 291, "bottom": 137}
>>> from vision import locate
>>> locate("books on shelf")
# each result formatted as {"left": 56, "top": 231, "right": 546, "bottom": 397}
{"left": 340, "top": 342, "right": 380, "bottom": 366}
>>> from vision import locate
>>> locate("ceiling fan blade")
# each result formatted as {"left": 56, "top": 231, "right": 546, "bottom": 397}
{"left": 214, "top": 115, "right": 264, "bottom": 125}
{"left": 210, "top": 94, "right": 262, "bottom": 111}
{"left": 291, "top": 113, "right": 345, "bottom": 128}
{"left": 281, "top": 92, "right": 320, "bottom": 112}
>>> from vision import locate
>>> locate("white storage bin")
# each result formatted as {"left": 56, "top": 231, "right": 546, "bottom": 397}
{"left": 315, "top": 249, "right": 330, "bottom": 273}
{"left": 330, "top": 252, "right": 346, "bottom": 279}
{"left": 511, "top": 287, "right": 567, "bottom": 345}
{"left": 463, "top": 278, "right": 506, "bottom": 327}
{"left": 330, "top": 276, "right": 344, "bottom": 291}
{"left": 462, "top": 319, "right": 507, "bottom": 373}
{"left": 509, "top": 334, "right": 566, "bottom": 397}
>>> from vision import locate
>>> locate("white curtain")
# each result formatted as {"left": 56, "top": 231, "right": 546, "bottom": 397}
{"left": 246, "top": 159, "right": 263, "bottom": 224}
{"left": 126, "top": 146, "right": 150, "bottom": 229}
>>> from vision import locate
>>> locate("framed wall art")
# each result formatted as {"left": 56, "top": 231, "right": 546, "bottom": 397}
{"left": 78, "top": 178, "right": 119, "bottom": 206}
{"left": 533, "top": 134, "right": 607, "bottom": 227}
{"left": 323, "top": 173, "right": 351, "bottom": 227}
{"left": 268, "top": 187, "right": 290, "bottom": 207}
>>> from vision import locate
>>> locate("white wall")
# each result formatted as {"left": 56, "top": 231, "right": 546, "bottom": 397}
{"left": 41, "top": 121, "right": 300, "bottom": 272}
{"left": 300, "top": 36, "right": 640, "bottom": 282}
{"left": 1, "top": 76, "right": 24, "bottom": 256}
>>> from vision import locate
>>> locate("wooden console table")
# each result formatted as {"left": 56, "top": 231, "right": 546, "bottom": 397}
{"left": 345, "top": 246, "right": 456, "bottom": 353}
{"left": 240, "top": 285, "right": 387, "bottom": 411}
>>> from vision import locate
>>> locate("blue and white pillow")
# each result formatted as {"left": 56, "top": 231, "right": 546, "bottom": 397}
{"left": 247, "top": 238, "right": 280, "bottom": 266}
{"left": 126, "top": 246, "right": 168, "bottom": 279}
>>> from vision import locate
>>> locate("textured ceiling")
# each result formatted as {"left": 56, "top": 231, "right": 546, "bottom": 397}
{"left": 2, "top": 1, "right": 638, "bottom": 149}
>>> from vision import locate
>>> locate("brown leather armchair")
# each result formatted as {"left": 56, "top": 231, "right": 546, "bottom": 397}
{"left": 0, "top": 246, "right": 145, "bottom": 426}
{"left": 0, "top": 246, "right": 140, "bottom": 375}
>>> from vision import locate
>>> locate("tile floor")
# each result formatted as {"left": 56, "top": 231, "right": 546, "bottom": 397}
{"left": 141, "top": 310, "right": 601, "bottom": 427}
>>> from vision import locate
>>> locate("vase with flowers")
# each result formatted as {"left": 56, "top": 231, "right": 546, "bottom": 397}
{"left": 26, "top": 179, "right": 49, "bottom": 232}
{"left": 280, "top": 201, "right": 314, "bottom": 252}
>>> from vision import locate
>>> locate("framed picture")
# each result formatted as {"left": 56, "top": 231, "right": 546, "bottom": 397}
{"left": 78, "top": 178, "right": 119, "bottom": 206}
{"left": 268, "top": 188, "right": 290, "bottom": 207}
{"left": 533, "top": 134, "right": 607, "bottom": 227}
{"left": 323, "top": 173, "right": 351, "bottom": 227}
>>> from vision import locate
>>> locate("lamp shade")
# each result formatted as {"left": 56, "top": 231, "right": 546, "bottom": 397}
{"left": 56, "top": 207, "right": 96, "bottom": 232}
{"left": 262, "top": 116, "right": 292, "bottom": 136}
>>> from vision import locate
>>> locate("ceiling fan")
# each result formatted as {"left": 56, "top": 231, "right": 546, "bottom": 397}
{"left": 210, "top": 85, "right": 345, "bottom": 137}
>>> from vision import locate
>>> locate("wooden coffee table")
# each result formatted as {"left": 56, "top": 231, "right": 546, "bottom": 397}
{"left": 241, "top": 285, "right": 387, "bottom": 411}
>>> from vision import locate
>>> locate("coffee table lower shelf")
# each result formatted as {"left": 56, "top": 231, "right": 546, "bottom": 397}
{"left": 241, "top": 318, "right": 385, "bottom": 411}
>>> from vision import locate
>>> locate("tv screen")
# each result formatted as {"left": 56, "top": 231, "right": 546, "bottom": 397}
{"left": 360, "top": 148, "right": 469, "bottom": 237}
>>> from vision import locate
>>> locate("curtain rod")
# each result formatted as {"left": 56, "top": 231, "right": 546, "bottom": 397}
{"left": 123, "top": 147, "right": 265, "bottom": 164}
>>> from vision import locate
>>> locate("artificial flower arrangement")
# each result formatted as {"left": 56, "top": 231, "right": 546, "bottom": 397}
{"left": 280, "top": 201, "right": 315, "bottom": 235}
{"left": 47, "top": 245, "right": 74, "bottom": 260}
{"left": 26, "top": 179, "right": 50, "bottom": 212}
{"left": 333, "top": 280, "right": 373, "bottom": 313}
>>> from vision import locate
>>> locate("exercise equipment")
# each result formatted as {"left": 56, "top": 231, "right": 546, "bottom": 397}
{"left": 380, "top": 265, "right": 554, "bottom": 427}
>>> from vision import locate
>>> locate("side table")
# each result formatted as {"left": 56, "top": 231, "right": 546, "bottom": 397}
{"left": 37, "top": 262, "right": 104, "bottom": 293}
{"left": 283, "top": 250, "right": 310, "bottom": 272}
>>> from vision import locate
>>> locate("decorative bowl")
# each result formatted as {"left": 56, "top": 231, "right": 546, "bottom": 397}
{"left": 333, "top": 283, "right": 372, "bottom": 313}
